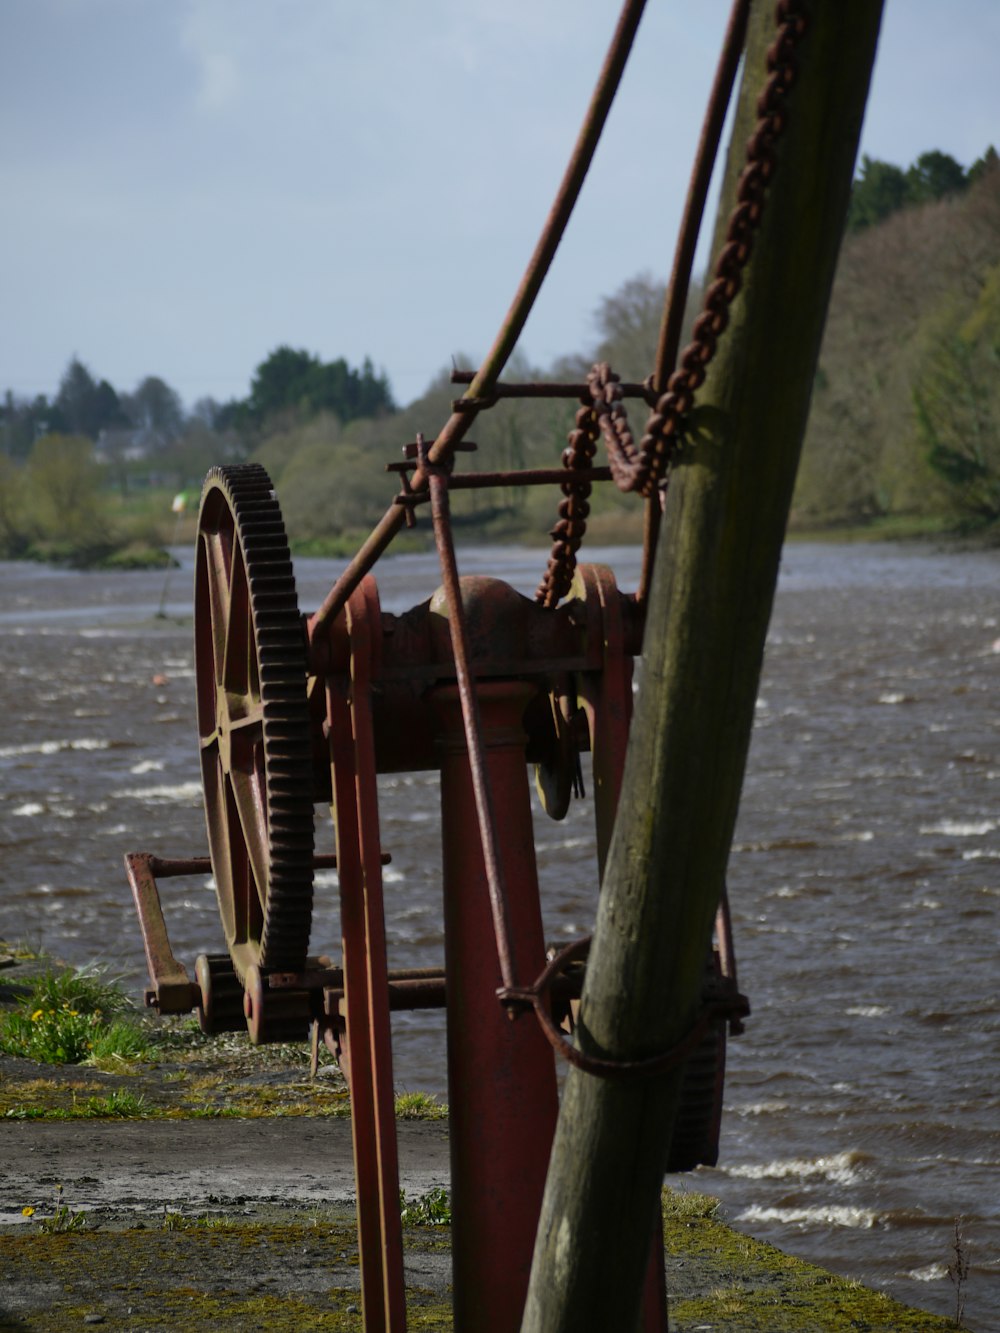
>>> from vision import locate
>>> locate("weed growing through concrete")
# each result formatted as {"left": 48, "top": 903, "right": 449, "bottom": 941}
{"left": 394, "top": 1091, "right": 447, "bottom": 1119}
{"left": 35, "top": 1185, "right": 87, "bottom": 1235}
{"left": 399, "top": 1188, "right": 452, "bottom": 1226}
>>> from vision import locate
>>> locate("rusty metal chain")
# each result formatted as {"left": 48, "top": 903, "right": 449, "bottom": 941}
{"left": 535, "top": 397, "right": 601, "bottom": 608}
{"left": 536, "top": 0, "right": 807, "bottom": 604}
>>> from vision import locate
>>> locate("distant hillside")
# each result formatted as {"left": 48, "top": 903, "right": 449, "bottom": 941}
{"left": 793, "top": 160, "right": 1000, "bottom": 529}
{"left": 5, "top": 152, "right": 996, "bottom": 566}
{"left": 250, "top": 154, "right": 1000, "bottom": 553}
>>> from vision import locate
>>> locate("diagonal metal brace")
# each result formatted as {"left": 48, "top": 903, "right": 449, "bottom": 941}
{"left": 124, "top": 852, "right": 205, "bottom": 1013}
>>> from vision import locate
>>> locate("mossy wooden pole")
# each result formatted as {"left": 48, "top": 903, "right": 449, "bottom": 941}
{"left": 520, "top": 5, "right": 884, "bottom": 1331}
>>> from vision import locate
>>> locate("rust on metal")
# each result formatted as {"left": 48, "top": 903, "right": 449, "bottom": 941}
{"left": 449, "top": 369, "right": 655, "bottom": 401}
{"left": 422, "top": 434, "right": 521, "bottom": 998}
{"left": 498, "top": 934, "right": 749, "bottom": 1083}
{"left": 124, "top": 852, "right": 201, "bottom": 1013}
{"left": 117, "top": 1, "right": 822, "bottom": 1326}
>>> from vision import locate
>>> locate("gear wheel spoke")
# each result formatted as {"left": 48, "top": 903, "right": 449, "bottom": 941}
{"left": 195, "top": 463, "right": 315, "bottom": 980}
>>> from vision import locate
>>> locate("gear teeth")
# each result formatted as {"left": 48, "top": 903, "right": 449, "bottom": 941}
{"left": 197, "top": 462, "right": 315, "bottom": 979}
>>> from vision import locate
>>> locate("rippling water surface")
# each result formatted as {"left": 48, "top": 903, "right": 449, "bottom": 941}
{"left": 1, "top": 542, "right": 997, "bottom": 1329}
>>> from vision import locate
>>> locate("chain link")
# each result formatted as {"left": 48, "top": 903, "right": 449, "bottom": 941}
{"left": 535, "top": 397, "right": 600, "bottom": 608}
{"left": 535, "top": 0, "right": 807, "bottom": 605}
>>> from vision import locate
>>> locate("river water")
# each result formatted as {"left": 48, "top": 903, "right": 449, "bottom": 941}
{"left": 1, "top": 541, "right": 997, "bottom": 1329}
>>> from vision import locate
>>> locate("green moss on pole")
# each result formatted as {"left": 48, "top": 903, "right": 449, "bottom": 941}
{"left": 521, "top": 5, "right": 886, "bottom": 1331}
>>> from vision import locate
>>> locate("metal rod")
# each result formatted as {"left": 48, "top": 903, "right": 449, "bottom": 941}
{"left": 309, "top": 0, "right": 649, "bottom": 637}
{"left": 425, "top": 452, "right": 519, "bottom": 995}
{"left": 392, "top": 466, "right": 614, "bottom": 495}
{"left": 449, "top": 371, "right": 653, "bottom": 401}
{"left": 638, "top": 0, "right": 751, "bottom": 608}
{"left": 652, "top": 0, "right": 750, "bottom": 394}
{"left": 145, "top": 852, "right": 342, "bottom": 878}
{"left": 637, "top": 496, "right": 661, "bottom": 607}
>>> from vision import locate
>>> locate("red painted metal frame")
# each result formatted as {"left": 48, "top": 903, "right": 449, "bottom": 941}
{"left": 433, "top": 678, "right": 560, "bottom": 1329}
{"left": 321, "top": 559, "right": 665, "bottom": 1332}
{"left": 325, "top": 577, "right": 407, "bottom": 1332}
{"left": 126, "top": 557, "right": 709, "bottom": 1332}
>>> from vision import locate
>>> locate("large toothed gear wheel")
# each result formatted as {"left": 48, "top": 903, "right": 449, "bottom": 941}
{"left": 195, "top": 463, "right": 315, "bottom": 981}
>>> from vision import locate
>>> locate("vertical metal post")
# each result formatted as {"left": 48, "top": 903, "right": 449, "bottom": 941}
{"left": 328, "top": 579, "right": 407, "bottom": 1333}
{"left": 432, "top": 680, "right": 559, "bottom": 1333}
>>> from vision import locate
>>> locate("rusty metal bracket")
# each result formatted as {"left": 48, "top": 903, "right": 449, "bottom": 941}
{"left": 499, "top": 933, "right": 749, "bottom": 1082}
{"left": 124, "top": 853, "right": 205, "bottom": 1013}
{"left": 126, "top": 850, "right": 343, "bottom": 1014}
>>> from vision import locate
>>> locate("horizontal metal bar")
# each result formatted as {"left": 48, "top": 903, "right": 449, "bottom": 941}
{"left": 268, "top": 965, "right": 446, "bottom": 991}
{"left": 142, "top": 851, "right": 389, "bottom": 879}
{"left": 450, "top": 370, "right": 654, "bottom": 402}
{"left": 390, "top": 466, "right": 614, "bottom": 494}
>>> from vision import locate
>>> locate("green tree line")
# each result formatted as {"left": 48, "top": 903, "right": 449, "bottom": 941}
{"left": 0, "top": 348, "right": 395, "bottom": 564}
{"left": 847, "top": 146, "right": 997, "bottom": 231}
{"left": 795, "top": 148, "right": 1000, "bottom": 529}
{"left": 3, "top": 145, "right": 999, "bottom": 566}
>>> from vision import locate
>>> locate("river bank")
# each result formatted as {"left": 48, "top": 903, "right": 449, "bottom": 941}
{"left": 0, "top": 949, "right": 966, "bottom": 1331}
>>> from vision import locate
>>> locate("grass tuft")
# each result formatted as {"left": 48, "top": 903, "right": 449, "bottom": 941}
{"left": 394, "top": 1090, "right": 447, "bottom": 1120}
{"left": 0, "top": 964, "right": 152, "bottom": 1066}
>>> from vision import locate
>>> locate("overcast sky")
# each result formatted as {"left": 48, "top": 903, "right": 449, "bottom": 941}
{"left": 2, "top": 1, "right": 998, "bottom": 411}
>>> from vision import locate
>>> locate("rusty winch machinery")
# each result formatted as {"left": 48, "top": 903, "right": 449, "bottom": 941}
{"left": 125, "top": 1, "right": 810, "bottom": 1327}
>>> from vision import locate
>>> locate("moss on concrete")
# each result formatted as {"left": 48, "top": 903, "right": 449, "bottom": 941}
{"left": 660, "top": 1194, "right": 957, "bottom": 1330}
{"left": 0, "top": 1211, "right": 453, "bottom": 1332}
{"left": 0, "top": 1197, "right": 960, "bottom": 1332}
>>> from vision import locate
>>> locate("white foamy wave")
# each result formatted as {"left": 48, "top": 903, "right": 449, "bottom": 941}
{"left": 961, "top": 848, "right": 1000, "bottom": 861}
{"left": 311, "top": 865, "right": 406, "bottom": 887}
{"left": 12, "top": 802, "right": 45, "bottom": 817}
{"left": 845, "top": 1005, "right": 890, "bottom": 1018}
{"left": 734, "top": 1100, "right": 790, "bottom": 1117}
{"left": 738, "top": 1204, "right": 878, "bottom": 1229}
{"left": 0, "top": 737, "right": 110, "bottom": 759}
{"left": 907, "top": 1263, "right": 948, "bottom": 1282}
{"left": 130, "top": 759, "right": 165, "bottom": 776}
{"left": 920, "top": 819, "right": 996, "bottom": 837}
{"left": 877, "top": 692, "right": 911, "bottom": 705}
{"left": 112, "top": 781, "right": 203, "bottom": 804}
{"left": 537, "top": 836, "right": 591, "bottom": 853}
{"left": 723, "top": 1150, "right": 868, "bottom": 1186}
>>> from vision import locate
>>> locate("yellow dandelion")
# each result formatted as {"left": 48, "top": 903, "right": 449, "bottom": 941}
{"left": 30, "top": 1009, "right": 44, "bottom": 1022}
{"left": 21, "top": 1206, "right": 35, "bottom": 1217}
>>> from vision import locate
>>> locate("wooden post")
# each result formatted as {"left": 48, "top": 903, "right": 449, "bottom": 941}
{"left": 520, "top": 4, "right": 885, "bottom": 1331}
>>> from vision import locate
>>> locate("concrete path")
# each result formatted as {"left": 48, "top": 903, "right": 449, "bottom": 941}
{"left": 1, "top": 1119, "right": 451, "bottom": 1222}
